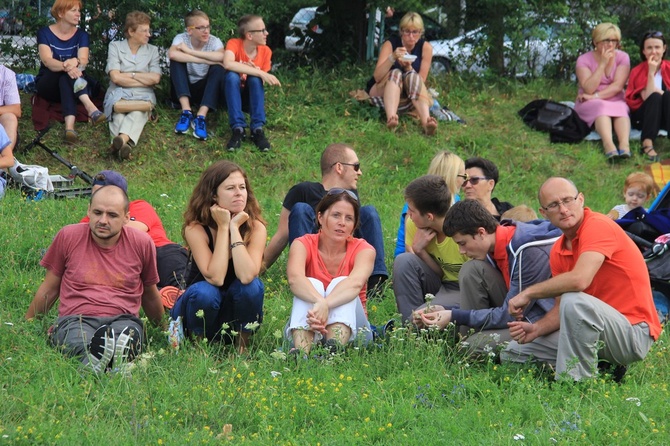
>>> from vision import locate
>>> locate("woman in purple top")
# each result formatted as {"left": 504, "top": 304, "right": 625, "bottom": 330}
{"left": 36, "top": 0, "right": 106, "bottom": 144}
{"left": 367, "top": 12, "right": 436, "bottom": 135}
{"left": 573, "top": 22, "right": 631, "bottom": 161}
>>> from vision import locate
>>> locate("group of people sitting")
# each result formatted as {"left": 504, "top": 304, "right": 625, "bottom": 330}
{"left": 22, "top": 139, "right": 662, "bottom": 382}
{"left": 9, "top": 1, "right": 279, "bottom": 162}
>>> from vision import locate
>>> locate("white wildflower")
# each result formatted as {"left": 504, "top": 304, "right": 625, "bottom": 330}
{"left": 513, "top": 434, "right": 525, "bottom": 440}
{"left": 270, "top": 371, "right": 282, "bottom": 378}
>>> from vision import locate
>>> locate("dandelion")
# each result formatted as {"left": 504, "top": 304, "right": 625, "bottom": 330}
{"left": 195, "top": 309, "right": 205, "bottom": 319}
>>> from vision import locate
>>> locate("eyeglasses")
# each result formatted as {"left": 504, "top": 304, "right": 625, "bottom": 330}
{"left": 331, "top": 161, "right": 361, "bottom": 172}
{"left": 327, "top": 188, "right": 359, "bottom": 201}
{"left": 401, "top": 29, "right": 421, "bottom": 36}
{"left": 541, "top": 194, "right": 580, "bottom": 212}
{"left": 248, "top": 28, "right": 268, "bottom": 34}
{"left": 598, "top": 38, "right": 620, "bottom": 45}
{"left": 462, "top": 176, "right": 491, "bottom": 186}
{"left": 189, "top": 25, "right": 211, "bottom": 32}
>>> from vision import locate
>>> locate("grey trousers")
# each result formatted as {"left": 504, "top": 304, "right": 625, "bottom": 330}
{"left": 393, "top": 252, "right": 460, "bottom": 322}
{"left": 109, "top": 110, "right": 150, "bottom": 146}
{"left": 458, "top": 259, "right": 507, "bottom": 312}
{"left": 51, "top": 314, "right": 143, "bottom": 364}
{"left": 501, "top": 292, "right": 654, "bottom": 380}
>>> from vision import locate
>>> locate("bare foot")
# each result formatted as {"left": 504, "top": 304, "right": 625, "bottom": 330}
{"left": 386, "top": 114, "right": 399, "bottom": 130}
{"left": 423, "top": 117, "right": 437, "bottom": 136}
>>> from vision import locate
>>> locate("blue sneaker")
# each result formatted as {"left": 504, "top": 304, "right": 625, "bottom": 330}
{"left": 191, "top": 115, "right": 208, "bottom": 140}
{"left": 174, "top": 110, "right": 193, "bottom": 134}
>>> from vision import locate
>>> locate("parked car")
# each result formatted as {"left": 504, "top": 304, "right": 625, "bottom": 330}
{"left": 383, "top": 10, "right": 450, "bottom": 42}
{"left": 285, "top": 6, "right": 322, "bottom": 52}
{"left": 428, "top": 19, "right": 584, "bottom": 76}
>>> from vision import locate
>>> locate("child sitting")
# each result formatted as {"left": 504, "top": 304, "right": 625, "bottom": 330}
{"left": 607, "top": 172, "right": 656, "bottom": 219}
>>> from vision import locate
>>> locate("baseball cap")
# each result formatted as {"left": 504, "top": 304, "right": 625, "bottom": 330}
{"left": 92, "top": 170, "right": 128, "bottom": 193}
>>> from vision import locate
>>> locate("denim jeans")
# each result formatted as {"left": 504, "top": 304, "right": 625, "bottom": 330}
{"left": 36, "top": 70, "right": 97, "bottom": 117}
{"left": 170, "top": 62, "right": 224, "bottom": 112}
{"left": 288, "top": 202, "right": 388, "bottom": 278}
{"left": 171, "top": 278, "right": 264, "bottom": 340}
{"left": 224, "top": 71, "right": 266, "bottom": 130}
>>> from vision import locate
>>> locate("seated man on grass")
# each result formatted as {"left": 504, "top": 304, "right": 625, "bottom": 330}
{"left": 26, "top": 186, "right": 164, "bottom": 373}
{"left": 223, "top": 14, "right": 281, "bottom": 152}
{"left": 393, "top": 175, "right": 468, "bottom": 322}
{"left": 417, "top": 199, "right": 561, "bottom": 354}
{"left": 168, "top": 9, "right": 225, "bottom": 141}
{"left": 79, "top": 170, "right": 189, "bottom": 290}
{"left": 501, "top": 177, "right": 662, "bottom": 381}
{"left": 264, "top": 142, "right": 388, "bottom": 295}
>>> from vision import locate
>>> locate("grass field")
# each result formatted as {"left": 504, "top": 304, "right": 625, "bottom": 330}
{"left": 1, "top": 66, "right": 668, "bottom": 444}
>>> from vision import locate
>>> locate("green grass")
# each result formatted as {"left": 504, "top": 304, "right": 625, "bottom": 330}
{"left": 1, "top": 66, "right": 669, "bottom": 444}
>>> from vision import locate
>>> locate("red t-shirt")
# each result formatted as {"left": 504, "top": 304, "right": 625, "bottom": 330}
{"left": 492, "top": 225, "right": 516, "bottom": 288}
{"left": 225, "top": 38, "right": 272, "bottom": 72}
{"left": 550, "top": 208, "right": 661, "bottom": 340}
{"left": 41, "top": 224, "right": 159, "bottom": 318}
{"left": 80, "top": 199, "right": 172, "bottom": 247}
{"left": 297, "top": 233, "right": 374, "bottom": 311}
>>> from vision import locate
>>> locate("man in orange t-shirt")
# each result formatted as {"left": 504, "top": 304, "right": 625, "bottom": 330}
{"left": 502, "top": 177, "right": 661, "bottom": 381}
{"left": 223, "top": 14, "right": 281, "bottom": 152}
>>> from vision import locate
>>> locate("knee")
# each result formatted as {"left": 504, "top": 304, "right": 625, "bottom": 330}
{"left": 184, "top": 281, "right": 223, "bottom": 310}
{"left": 246, "top": 75, "right": 263, "bottom": 89}
{"left": 393, "top": 252, "right": 416, "bottom": 276}
{"left": 559, "top": 292, "right": 592, "bottom": 320}
{"left": 225, "top": 71, "right": 241, "bottom": 86}
{"left": 360, "top": 206, "right": 381, "bottom": 226}
{"left": 289, "top": 202, "right": 315, "bottom": 222}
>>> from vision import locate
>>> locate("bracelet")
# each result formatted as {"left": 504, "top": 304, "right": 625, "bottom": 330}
{"left": 132, "top": 72, "right": 136, "bottom": 79}
{"left": 594, "top": 92, "right": 600, "bottom": 98}
{"left": 230, "top": 241, "right": 244, "bottom": 249}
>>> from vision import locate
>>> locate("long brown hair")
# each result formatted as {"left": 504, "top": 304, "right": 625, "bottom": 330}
{"left": 182, "top": 161, "right": 265, "bottom": 246}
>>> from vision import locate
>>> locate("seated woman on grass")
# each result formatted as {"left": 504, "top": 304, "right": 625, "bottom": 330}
{"left": 366, "top": 11, "right": 437, "bottom": 135}
{"left": 286, "top": 190, "right": 375, "bottom": 355}
{"left": 171, "top": 161, "right": 266, "bottom": 353}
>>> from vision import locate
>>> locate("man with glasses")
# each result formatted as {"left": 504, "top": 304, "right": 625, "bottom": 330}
{"left": 501, "top": 177, "right": 661, "bottom": 381}
{"left": 168, "top": 9, "right": 225, "bottom": 141}
{"left": 264, "top": 143, "right": 388, "bottom": 295}
{"left": 223, "top": 14, "right": 281, "bottom": 152}
{"left": 463, "top": 157, "right": 513, "bottom": 220}
{"left": 393, "top": 175, "right": 468, "bottom": 322}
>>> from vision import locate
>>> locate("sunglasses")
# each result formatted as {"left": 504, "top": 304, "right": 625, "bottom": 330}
{"left": 327, "top": 188, "right": 359, "bottom": 201}
{"left": 248, "top": 28, "right": 268, "bottom": 34}
{"left": 461, "top": 175, "right": 491, "bottom": 186}
{"left": 644, "top": 31, "right": 664, "bottom": 39}
{"left": 331, "top": 161, "right": 361, "bottom": 172}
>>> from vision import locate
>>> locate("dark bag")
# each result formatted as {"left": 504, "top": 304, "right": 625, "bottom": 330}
{"left": 535, "top": 101, "right": 572, "bottom": 132}
{"left": 518, "top": 99, "right": 591, "bottom": 144}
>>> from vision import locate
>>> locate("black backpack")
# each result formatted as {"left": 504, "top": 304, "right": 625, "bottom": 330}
{"left": 518, "top": 99, "right": 591, "bottom": 144}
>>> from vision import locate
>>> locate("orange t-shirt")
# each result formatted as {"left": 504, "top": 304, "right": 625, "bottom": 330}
{"left": 297, "top": 233, "right": 374, "bottom": 312}
{"left": 225, "top": 38, "right": 272, "bottom": 72}
{"left": 550, "top": 208, "right": 662, "bottom": 340}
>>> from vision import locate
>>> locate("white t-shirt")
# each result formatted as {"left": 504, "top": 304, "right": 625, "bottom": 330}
{"left": 170, "top": 33, "right": 224, "bottom": 83}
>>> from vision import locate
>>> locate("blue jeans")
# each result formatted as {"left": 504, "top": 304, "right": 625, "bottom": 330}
{"left": 170, "top": 62, "right": 224, "bottom": 112}
{"left": 288, "top": 202, "right": 388, "bottom": 278}
{"left": 224, "top": 71, "right": 266, "bottom": 130}
{"left": 171, "top": 278, "right": 264, "bottom": 341}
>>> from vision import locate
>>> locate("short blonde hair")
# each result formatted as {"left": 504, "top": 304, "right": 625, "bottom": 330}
{"left": 624, "top": 172, "right": 656, "bottom": 197}
{"left": 501, "top": 205, "right": 538, "bottom": 222}
{"left": 427, "top": 151, "right": 464, "bottom": 202}
{"left": 399, "top": 12, "right": 424, "bottom": 35}
{"left": 592, "top": 22, "right": 621, "bottom": 45}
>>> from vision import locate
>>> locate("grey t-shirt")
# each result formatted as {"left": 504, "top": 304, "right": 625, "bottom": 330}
{"left": 170, "top": 33, "right": 224, "bottom": 83}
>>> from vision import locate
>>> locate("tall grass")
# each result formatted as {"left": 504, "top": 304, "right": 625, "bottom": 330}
{"left": 1, "top": 66, "right": 668, "bottom": 444}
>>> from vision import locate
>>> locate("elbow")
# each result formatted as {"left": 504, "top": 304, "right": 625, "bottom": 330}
{"left": 572, "top": 276, "right": 592, "bottom": 292}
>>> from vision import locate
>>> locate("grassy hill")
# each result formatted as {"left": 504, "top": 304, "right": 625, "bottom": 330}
{"left": 1, "top": 67, "right": 668, "bottom": 444}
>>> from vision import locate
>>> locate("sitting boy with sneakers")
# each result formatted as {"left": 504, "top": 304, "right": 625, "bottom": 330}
{"left": 223, "top": 14, "right": 281, "bottom": 152}
{"left": 168, "top": 9, "right": 225, "bottom": 141}
{"left": 25, "top": 186, "right": 164, "bottom": 373}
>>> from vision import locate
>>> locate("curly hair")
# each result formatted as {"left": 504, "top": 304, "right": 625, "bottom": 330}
{"left": 124, "top": 11, "right": 151, "bottom": 38}
{"left": 182, "top": 161, "right": 266, "bottom": 246}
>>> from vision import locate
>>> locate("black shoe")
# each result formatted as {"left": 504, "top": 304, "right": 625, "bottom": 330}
{"left": 227, "top": 127, "right": 245, "bottom": 152}
{"left": 251, "top": 127, "right": 271, "bottom": 152}
{"left": 86, "top": 325, "right": 115, "bottom": 374}
{"left": 598, "top": 360, "right": 628, "bottom": 383}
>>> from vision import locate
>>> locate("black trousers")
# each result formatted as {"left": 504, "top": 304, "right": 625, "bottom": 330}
{"left": 631, "top": 91, "right": 670, "bottom": 143}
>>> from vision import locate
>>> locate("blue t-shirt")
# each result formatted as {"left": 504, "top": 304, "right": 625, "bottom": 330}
{"left": 36, "top": 26, "right": 90, "bottom": 78}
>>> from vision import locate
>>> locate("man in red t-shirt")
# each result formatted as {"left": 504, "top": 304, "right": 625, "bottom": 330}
{"left": 502, "top": 177, "right": 662, "bottom": 380}
{"left": 26, "top": 186, "right": 164, "bottom": 373}
{"left": 223, "top": 14, "right": 281, "bottom": 152}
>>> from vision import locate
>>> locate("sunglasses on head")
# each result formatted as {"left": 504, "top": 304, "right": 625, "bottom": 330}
{"left": 330, "top": 161, "right": 361, "bottom": 172}
{"left": 645, "top": 31, "right": 664, "bottom": 40}
{"left": 327, "top": 188, "right": 359, "bottom": 201}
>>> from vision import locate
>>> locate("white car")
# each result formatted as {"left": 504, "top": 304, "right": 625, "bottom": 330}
{"left": 429, "top": 20, "right": 578, "bottom": 76}
{"left": 285, "top": 7, "right": 322, "bottom": 52}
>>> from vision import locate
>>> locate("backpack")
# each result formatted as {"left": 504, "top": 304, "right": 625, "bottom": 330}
{"left": 518, "top": 99, "right": 591, "bottom": 144}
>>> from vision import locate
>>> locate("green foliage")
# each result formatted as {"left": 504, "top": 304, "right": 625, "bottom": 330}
{"left": 2, "top": 65, "right": 670, "bottom": 443}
